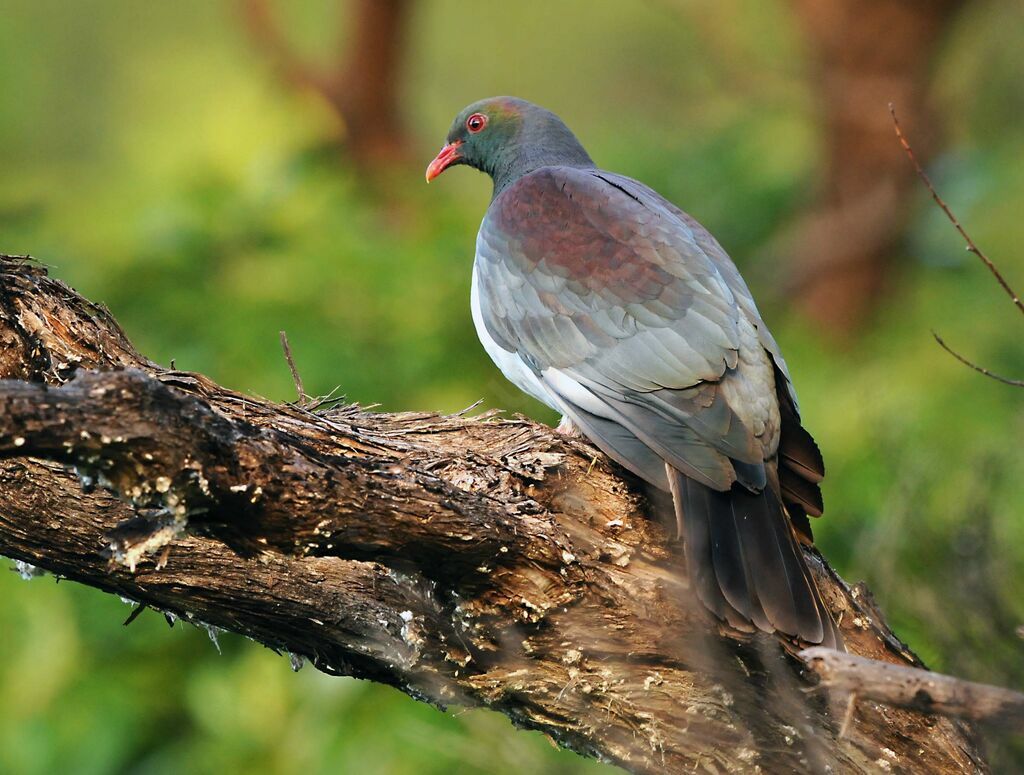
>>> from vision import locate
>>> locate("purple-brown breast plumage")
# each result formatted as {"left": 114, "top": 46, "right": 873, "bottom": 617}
{"left": 428, "top": 96, "right": 840, "bottom": 649}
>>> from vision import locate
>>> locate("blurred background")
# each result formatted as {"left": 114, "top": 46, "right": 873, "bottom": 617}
{"left": 1, "top": 0, "right": 1022, "bottom": 771}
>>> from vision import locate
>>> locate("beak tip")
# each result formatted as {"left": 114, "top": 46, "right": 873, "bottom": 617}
{"left": 425, "top": 141, "right": 461, "bottom": 185}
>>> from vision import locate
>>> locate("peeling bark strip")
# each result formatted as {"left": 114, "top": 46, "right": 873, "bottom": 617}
{"left": 0, "top": 256, "right": 985, "bottom": 773}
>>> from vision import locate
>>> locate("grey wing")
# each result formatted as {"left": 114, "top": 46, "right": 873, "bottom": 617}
{"left": 599, "top": 172, "right": 801, "bottom": 407}
{"left": 475, "top": 166, "right": 782, "bottom": 495}
{"left": 595, "top": 172, "right": 826, "bottom": 518}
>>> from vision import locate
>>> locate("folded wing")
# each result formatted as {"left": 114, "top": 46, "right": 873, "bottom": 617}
{"left": 475, "top": 166, "right": 837, "bottom": 646}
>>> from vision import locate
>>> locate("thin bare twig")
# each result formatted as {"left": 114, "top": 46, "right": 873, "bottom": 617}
{"left": 891, "top": 103, "right": 1024, "bottom": 387}
{"left": 932, "top": 332, "right": 1024, "bottom": 387}
{"left": 279, "top": 330, "right": 307, "bottom": 405}
{"left": 890, "top": 103, "right": 1024, "bottom": 318}
{"left": 305, "top": 384, "right": 345, "bottom": 413}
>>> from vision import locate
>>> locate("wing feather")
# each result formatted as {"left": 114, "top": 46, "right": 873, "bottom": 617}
{"left": 476, "top": 166, "right": 777, "bottom": 489}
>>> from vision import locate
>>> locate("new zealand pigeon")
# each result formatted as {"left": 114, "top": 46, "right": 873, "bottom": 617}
{"left": 426, "top": 96, "right": 841, "bottom": 649}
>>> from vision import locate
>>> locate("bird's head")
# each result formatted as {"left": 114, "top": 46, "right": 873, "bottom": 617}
{"left": 425, "top": 96, "right": 593, "bottom": 194}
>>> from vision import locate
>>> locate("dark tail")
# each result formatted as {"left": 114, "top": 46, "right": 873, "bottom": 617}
{"left": 667, "top": 466, "right": 843, "bottom": 650}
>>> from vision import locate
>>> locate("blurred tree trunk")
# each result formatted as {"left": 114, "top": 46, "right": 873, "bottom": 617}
{"left": 337, "top": 0, "right": 412, "bottom": 165}
{"left": 241, "top": 0, "right": 413, "bottom": 169}
{"left": 788, "top": 0, "right": 963, "bottom": 333}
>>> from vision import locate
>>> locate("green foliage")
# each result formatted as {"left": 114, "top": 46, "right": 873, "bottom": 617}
{"left": 1, "top": 0, "right": 1023, "bottom": 772}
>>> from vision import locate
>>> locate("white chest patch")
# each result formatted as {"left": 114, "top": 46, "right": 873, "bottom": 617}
{"left": 470, "top": 261, "right": 559, "bottom": 411}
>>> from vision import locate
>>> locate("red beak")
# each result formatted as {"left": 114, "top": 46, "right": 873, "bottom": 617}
{"left": 425, "top": 141, "right": 462, "bottom": 182}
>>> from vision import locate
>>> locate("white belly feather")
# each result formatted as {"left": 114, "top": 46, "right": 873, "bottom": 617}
{"left": 470, "top": 261, "right": 559, "bottom": 411}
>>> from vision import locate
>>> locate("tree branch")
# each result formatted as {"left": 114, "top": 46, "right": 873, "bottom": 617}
{"left": 238, "top": 0, "right": 411, "bottom": 166}
{"left": 239, "top": 0, "right": 340, "bottom": 104}
{"left": 0, "top": 255, "right": 986, "bottom": 773}
{"left": 802, "top": 648, "right": 1024, "bottom": 732}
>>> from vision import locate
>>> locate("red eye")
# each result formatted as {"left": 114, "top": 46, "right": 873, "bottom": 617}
{"left": 466, "top": 112, "right": 488, "bottom": 133}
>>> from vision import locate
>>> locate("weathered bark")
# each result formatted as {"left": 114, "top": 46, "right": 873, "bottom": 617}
{"left": 788, "top": 0, "right": 963, "bottom": 333}
{"left": 0, "top": 255, "right": 984, "bottom": 773}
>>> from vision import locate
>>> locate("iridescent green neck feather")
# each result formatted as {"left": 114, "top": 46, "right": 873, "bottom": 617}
{"left": 444, "top": 97, "right": 595, "bottom": 197}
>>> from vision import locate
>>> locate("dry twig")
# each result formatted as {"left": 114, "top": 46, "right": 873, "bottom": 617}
{"left": 279, "top": 330, "right": 308, "bottom": 404}
{"left": 891, "top": 103, "right": 1024, "bottom": 386}
{"left": 932, "top": 332, "right": 1024, "bottom": 388}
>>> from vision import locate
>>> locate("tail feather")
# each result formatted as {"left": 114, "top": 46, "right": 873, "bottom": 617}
{"left": 708, "top": 489, "right": 758, "bottom": 622}
{"left": 776, "top": 387, "right": 826, "bottom": 518}
{"left": 780, "top": 471, "right": 824, "bottom": 518}
{"left": 668, "top": 468, "right": 750, "bottom": 629}
{"left": 668, "top": 466, "right": 842, "bottom": 650}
